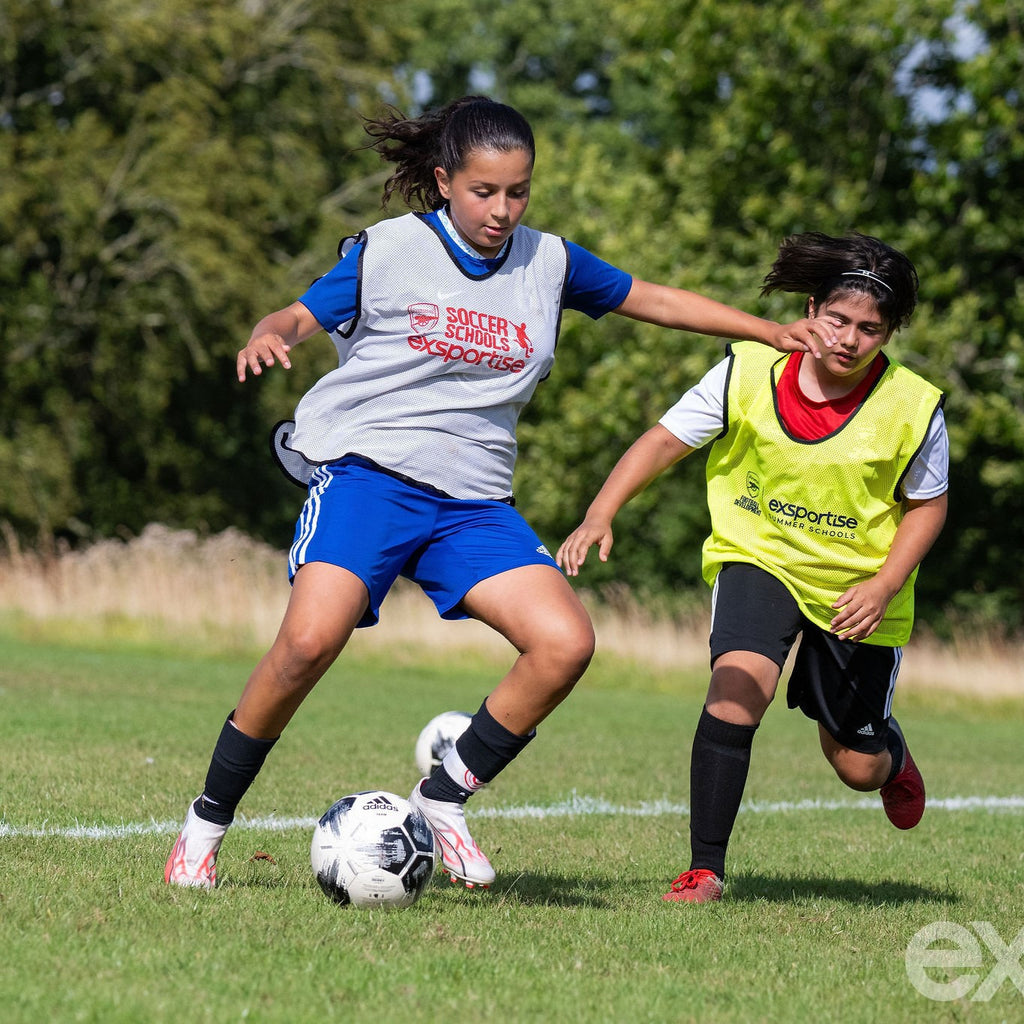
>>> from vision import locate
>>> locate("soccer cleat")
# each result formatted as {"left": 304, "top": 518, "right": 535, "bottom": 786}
{"left": 409, "top": 779, "right": 495, "bottom": 889}
{"left": 662, "top": 868, "right": 724, "bottom": 903}
{"left": 880, "top": 718, "right": 925, "bottom": 830}
{"left": 164, "top": 801, "right": 228, "bottom": 889}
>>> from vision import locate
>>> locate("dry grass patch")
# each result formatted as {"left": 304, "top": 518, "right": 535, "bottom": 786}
{"left": 1, "top": 523, "right": 1020, "bottom": 698}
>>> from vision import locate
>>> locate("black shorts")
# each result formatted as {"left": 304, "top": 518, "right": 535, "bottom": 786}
{"left": 709, "top": 563, "right": 901, "bottom": 754}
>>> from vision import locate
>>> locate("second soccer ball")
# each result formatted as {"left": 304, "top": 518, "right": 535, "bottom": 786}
{"left": 414, "top": 710, "right": 472, "bottom": 777}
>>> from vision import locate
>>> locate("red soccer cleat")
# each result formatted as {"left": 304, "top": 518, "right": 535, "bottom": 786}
{"left": 662, "top": 868, "right": 724, "bottom": 903}
{"left": 880, "top": 720, "right": 925, "bottom": 829}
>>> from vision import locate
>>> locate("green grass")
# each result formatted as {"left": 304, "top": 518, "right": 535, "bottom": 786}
{"left": 1, "top": 627, "right": 1022, "bottom": 1023}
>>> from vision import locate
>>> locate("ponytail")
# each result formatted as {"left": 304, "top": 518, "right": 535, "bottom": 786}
{"left": 363, "top": 96, "right": 535, "bottom": 211}
{"left": 761, "top": 232, "right": 918, "bottom": 330}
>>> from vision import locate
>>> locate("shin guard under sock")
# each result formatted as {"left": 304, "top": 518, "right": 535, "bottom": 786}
{"left": 688, "top": 707, "right": 758, "bottom": 880}
{"left": 193, "top": 713, "right": 278, "bottom": 826}
{"left": 423, "top": 699, "right": 535, "bottom": 803}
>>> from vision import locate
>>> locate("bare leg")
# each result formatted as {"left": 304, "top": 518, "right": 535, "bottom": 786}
{"left": 705, "top": 650, "right": 781, "bottom": 726}
{"left": 166, "top": 562, "right": 370, "bottom": 886}
{"left": 818, "top": 725, "right": 892, "bottom": 790}
{"left": 408, "top": 564, "right": 594, "bottom": 888}
{"left": 233, "top": 561, "right": 370, "bottom": 738}
{"left": 460, "top": 563, "right": 596, "bottom": 734}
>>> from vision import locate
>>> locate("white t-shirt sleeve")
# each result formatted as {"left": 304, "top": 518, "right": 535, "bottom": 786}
{"left": 658, "top": 357, "right": 729, "bottom": 448}
{"left": 902, "top": 407, "right": 949, "bottom": 499}
{"left": 659, "top": 358, "right": 948, "bottom": 500}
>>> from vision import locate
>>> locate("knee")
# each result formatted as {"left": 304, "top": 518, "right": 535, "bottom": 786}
{"left": 272, "top": 624, "right": 344, "bottom": 683}
{"left": 569, "top": 617, "right": 597, "bottom": 675}
{"left": 830, "top": 750, "right": 889, "bottom": 791}
{"left": 534, "top": 618, "right": 596, "bottom": 687}
{"left": 567, "top": 621, "right": 597, "bottom": 678}
{"left": 706, "top": 670, "right": 775, "bottom": 727}
{"left": 707, "top": 655, "right": 779, "bottom": 723}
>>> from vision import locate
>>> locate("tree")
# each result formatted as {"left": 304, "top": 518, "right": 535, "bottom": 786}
{"left": 0, "top": 0, "right": 398, "bottom": 542}
{"left": 2, "top": 0, "right": 1020, "bottom": 632}
{"left": 401, "top": 0, "right": 1023, "bottom": 631}
{"left": 892, "top": 0, "right": 1024, "bottom": 632}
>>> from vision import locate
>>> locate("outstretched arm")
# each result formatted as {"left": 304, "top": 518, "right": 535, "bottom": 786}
{"left": 614, "top": 279, "right": 837, "bottom": 357}
{"left": 556, "top": 425, "right": 694, "bottom": 576}
{"left": 236, "top": 300, "right": 324, "bottom": 382}
{"left": 830, "top": 492, "right": 948, "bottom": 640}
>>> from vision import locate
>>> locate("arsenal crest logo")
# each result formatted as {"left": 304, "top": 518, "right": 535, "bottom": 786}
{"left": 408, "top": 302, "right": 439, "bottom": 334}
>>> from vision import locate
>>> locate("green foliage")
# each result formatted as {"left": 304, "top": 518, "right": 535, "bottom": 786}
{"left": 1, "top": 0, "right": 392, "bottom": 542}
{"left": 889, "top": 0, "right": 1024, "bottom": 633}
{"left": 2, "top": 0, "right": 1021, "bottom": 631}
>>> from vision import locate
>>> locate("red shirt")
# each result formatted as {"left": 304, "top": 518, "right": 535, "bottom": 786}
{"left": 775, "top": 352, "right": 886, "bottom": 440}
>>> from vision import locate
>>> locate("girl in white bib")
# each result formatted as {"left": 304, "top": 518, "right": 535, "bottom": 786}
{"left": 166, "top": 97, "right": 835, "bottom": 893}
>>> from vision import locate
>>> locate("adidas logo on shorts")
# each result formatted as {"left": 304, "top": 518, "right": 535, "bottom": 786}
{"left": 856, "top": 723, "right": 875, "bottom": 736}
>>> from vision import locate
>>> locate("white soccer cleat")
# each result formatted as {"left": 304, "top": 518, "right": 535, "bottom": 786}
{"left": 409, "top": 779, "right": 495, "bottom": 889}
{"left": 164, "top": 802, "right": 227, "bottom": 889}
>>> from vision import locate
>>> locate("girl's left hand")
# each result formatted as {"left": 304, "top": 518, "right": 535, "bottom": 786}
{"left": 830, "top": 577, "right": 897, "bottom": 640}
{"left": 770, "top": 316, "right": 838, "bottom": 358}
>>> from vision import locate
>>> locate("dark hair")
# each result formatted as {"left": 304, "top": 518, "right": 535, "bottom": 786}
{"left": 761, "top": 231, "right": 918, "bottom": 331}
{"left": 362, "top": 95, "right": 536, "bottom": 211}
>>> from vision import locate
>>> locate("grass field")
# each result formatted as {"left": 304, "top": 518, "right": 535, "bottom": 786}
{"left": 2, "top": 620, "right": 1022, "bottom": 1024}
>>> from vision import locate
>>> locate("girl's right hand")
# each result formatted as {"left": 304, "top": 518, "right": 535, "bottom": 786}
{"left": 235, "top": 301, "right": 322, "bottom": 382}
{"left": 556, "top": 519, "right": 615, "bottom": 577}
{"left": 236, "top": 333, "right": 293, "bottom": 382}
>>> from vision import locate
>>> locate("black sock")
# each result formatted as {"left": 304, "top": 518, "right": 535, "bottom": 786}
{"left": 688, "top": 707, "right": 758, "bottom": 880}
{"left": 421, "top": 699, "right": 535, "bottom": 803}
{"left": 882, "top": 720, "right": 906, "bottom": 786}
{"left": 193, "top": 713, "right": 278, "bottom": 826}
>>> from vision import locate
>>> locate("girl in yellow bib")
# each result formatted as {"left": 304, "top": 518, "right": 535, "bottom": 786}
{"left": 558, "top": 232, "right": 948, "bottom": 903}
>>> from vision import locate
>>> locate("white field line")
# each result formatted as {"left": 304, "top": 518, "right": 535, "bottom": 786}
{"left": 2, "top": 793, "right": 1024, "bottom": 839}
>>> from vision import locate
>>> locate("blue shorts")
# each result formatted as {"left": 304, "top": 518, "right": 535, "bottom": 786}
{"left": 288, "top": 456, "right": 557, "bottom": 628}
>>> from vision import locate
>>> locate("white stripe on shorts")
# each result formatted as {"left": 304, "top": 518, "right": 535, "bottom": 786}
{"left": 884, "top": 646, "right": 902, "bottom": 719}
{"left": 289, "top": 465, "right": 332, "bottom": 577}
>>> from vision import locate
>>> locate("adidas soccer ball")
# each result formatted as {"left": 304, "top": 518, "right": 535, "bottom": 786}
{"left": 414, "top": 710, "right": 472, "bottom": 777}
{"left": 310, "top": 791, "right": 436, "bottom": 909}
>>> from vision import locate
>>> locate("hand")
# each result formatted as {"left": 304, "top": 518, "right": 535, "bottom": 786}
{"left": 830, "top": 577, "right": 897, "bottom": 640}
{"left": 555, "top": 518, "right": 615, "bottom": 577}
{"left": 236, "top": 333, "right": 293, "bottom": 382}
{"left": 768, "top": 316, "right": 838, "bottom": 358}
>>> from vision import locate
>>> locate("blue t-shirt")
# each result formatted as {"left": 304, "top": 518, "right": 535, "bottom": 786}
{"left": 299, "top": 209, "right": 633, "bottom": 333}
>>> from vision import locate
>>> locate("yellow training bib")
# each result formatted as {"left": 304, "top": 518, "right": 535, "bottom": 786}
{"left": 702, "top": 343, "right": 943, "bottom": 646}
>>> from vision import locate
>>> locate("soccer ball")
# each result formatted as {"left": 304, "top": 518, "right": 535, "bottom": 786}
{"left": 414, "top": 710, "right": 472, "bottom": 777}
{"left": 310, "top": 791, "right": 436, "bottom": 909}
